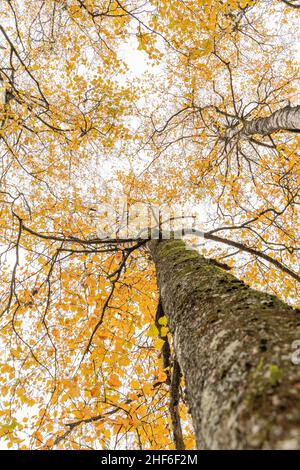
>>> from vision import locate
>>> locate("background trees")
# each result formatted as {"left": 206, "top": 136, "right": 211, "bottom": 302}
{"left": 0, "top": 0, "right": 299, "bottom": 449}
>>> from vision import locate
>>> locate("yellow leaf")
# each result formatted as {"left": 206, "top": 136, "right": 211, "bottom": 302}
{"left": 147, "top": 324, "right": 159, "bottom": 338}
{"left": 107, "top": 374, "right": 121, "bottom": 388}
{"left": 142, "top": 383, "right": 153, "bottom": 395}
{"left": 130, "top": 380, "right": 140, "bottom": 390}
{"left": 158, "top": 316, "right": 168, "bottom": 326}
{"left": 154, "top": 338, "right": 165, "bottom": 349}
{"left": 91, "top": 384, "right": 101, "bottom": 397}
{"left": 160, "top": 326, "right": 169, "bottom": 337}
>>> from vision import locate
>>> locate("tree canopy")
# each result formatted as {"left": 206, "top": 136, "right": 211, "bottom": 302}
{"left": 0, "top": 0, "right": 299, "bottom": 449}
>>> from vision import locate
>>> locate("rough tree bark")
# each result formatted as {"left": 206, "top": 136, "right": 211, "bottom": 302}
{"left": 243, "top": 105, "right": 300, "bottom": 136}
{"left": 149, "top": 238, "right": 300, "bottom": 450}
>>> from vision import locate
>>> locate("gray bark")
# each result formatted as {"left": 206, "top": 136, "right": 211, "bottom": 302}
{"left": 149, "top": 238, "right": 300, "bottom": 450}
{"left": 243, "top": 105, "right": 300, "bottom": 136}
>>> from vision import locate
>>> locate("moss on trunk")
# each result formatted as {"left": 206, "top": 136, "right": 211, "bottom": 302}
{"left": 149, "top": 239, "right": 300, "bottom": 449}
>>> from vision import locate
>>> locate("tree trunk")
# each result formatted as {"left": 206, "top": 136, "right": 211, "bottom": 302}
{"left": 243, "top": 105, "right": 300, "bottom": 135}
{"left": 149, "top": 238, "right": 300, "bottom": 450}
{"left": 281, "top": 1, "right": 300, "bottom": 9}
